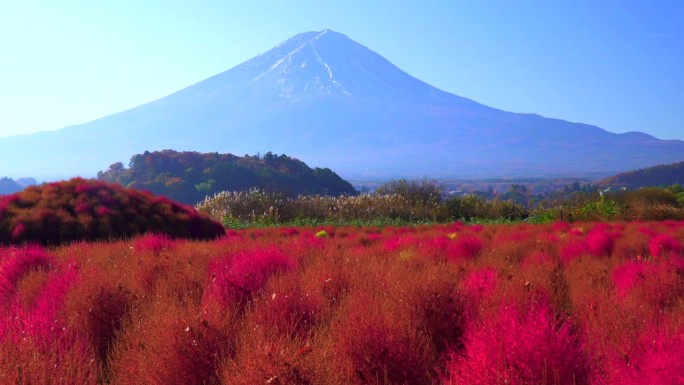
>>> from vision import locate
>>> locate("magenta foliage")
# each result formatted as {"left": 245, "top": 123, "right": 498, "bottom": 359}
{"left": 0, "top": 245, "right": 53, "bottom": 303}
{"left": 638, "top": 226, "right": 658, "bottom": 237}
{"left": 1, "top": 262, "right": 80, "bottom": 352}
{"left": 0, "top": 195, "right": 14, "bottom": 216}
{"left": 255, "top": 284, "right": 321, "bottom": 338}
{"left": 569, "top": 227, "right": 585, "bottom": 236}
{"left": 559, "top": 241, "right": 588, "bottom": 264}
{"left": 604, "top": 326, "right": 684, "bottom": 385}
{"left": 164, "top": 320, "right": 231, "bottom": 385}
{"left": 648, "top": 234, "right": 682, "bottom": 258}
{"left": 421, "top": 236, "right": 450, "bottom": 259}
{"left": 448, "top": 235, "right": 485, "bottom": 261}
{"left": 523, "top": 251, "right": 556, "bottom": 268}
{"left": 612, "top": 260, "right": 647, "bottom": 298}
{"left": 382, "top": 234, "right": 419, "bottom": 253}
{"left": 585, "top": 228, "right": 616, "bottom": 257}
{"left": 460, "top": 268, "right": 498, "bottom": 300}
{"left": 279, "top": 227, "right": 300, "bottom": 237}
{"left": 552, "top": 221, "right": 571, "bottom": 233}
{"left": 95, "top": 206, "right": 112, "bottom": 216}
{"left": 133, "top": 232, "right": 176, "bottom": 255}
{"left": 25, "top": 263, "right": 80, "bottom": 344}
{"left": 500, "top": 230, "right": 532, "bottom": 243}
{"left": 612, "top": 256, "right": 684, "bottom": 308}
{"left": 75, "top": 202, "right": 90, "bottom": 215}
{"left": 204, "top": 248, "right": 295, "bottom": 308}
{"left": 11, "top": 223, "right": 27, "bottom": 241}
{"left": 444, "top": 300, "right": 590, "bottom": 385}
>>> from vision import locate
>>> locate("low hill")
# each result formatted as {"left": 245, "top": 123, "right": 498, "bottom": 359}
{"left": 596, "top": 161, "right": 684, "bottom": 189}
{"left": 0, "top": 178, "right": 225, "bottom": 245}
{"left": 97, "top": 150, "right": 357, "bottom": 205}
{"left": 0, "top": 177, "right": 23, "bottom": 195}
{"left": 0, "top": 177, "right": 37, "bottom": 195}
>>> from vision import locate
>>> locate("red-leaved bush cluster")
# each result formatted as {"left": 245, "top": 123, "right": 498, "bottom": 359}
{"left": 0, "top": 178, "right": 224, "bottom": 244}
{"left": 443, "top": 298, "right": 590, "bottom": 385}
{"left": 0, "top": 220, "right": 683, "bottom": 384}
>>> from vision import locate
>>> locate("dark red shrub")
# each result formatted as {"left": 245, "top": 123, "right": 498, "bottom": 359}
{"left": 280, "top": 227, "right": 300, "bottom": 237}
{"left": 109, "top": 305, "right": 232, "bottom": 385}
{"left": 63, "top": 272, "right": 134, "bottom": 368}
{"left": 133, "top": 232, "right": 176, "bottom": 255}
{"left": 447, "top": 234, "right": 485, "bottom": 261}
{"left": 203, "top": 248, "right": 295, "bottom": 309}
{"left": 162, "top": 320, "right": 231, "bottom": 385}
{"left": 251, "top": 276, "right": 321, "bottom": 339}
{"left": 552, "top": 221, "right": 571, "bottom": 233}
{"left": 335, "top": 297, "right": 435, "bottom": 385}
{"left": 415, "top": 277, "right": 466, "bottom": 358}
{"left": 382, "top": 234, "right": 419, "bottom": 253}
{"left": 460, "top": 267, "right": 498, "bottom": 301}
{"left": 0, "top": 178, "right": 224, "bottom": 245}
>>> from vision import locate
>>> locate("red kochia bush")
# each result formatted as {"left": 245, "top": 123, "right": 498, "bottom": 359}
{"left": 335, "top": 294, "right": 435, "bottom": 385}
{"left": 203, "top": 248, "right": 295, "bottom": 309}
{"left": 560, "top": 241, "right": 588, "bottom": 264}
{"left": 444, "top": 299, "right": 590, "bottom": 385}
{"left": 447, "top": 234, "right": 485, "bottom": 261}
{"left": 460, "top": 267, "right": 498, "bottom": 301}
{"left": 648, "top": 234, "right": 683, "bottom": 258}
{"left": 612, "top": 257, "right": 684, "bottom": 309}
{"left": 133, "top": 232, "right": 176, "bottom": 255}
{"left": 0, "top": 245, "right": 53, "bottom": 303}
{"left": 603, "top": 326, "right": 684, "bottom": 385}
{"left": 585, "top": 227, "right": 616, "bottom": 257}
{"left": 0, "top": 178, "right": 224, "bottom": 245}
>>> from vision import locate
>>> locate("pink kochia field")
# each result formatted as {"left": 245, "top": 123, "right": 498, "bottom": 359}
{"left": 1, "top": 221, "right": 683, "bottom": 384}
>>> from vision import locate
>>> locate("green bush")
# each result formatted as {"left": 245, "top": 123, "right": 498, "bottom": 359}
{"left": 443, "top": 195, "right": 527, "bottom": 221}
{"left": 375, "top": 178, "right": 443, "bottom": 204}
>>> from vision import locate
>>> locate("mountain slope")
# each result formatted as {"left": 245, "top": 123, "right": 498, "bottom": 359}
{"left": 1, "top": 29, "right": 683, "bottom": 180}
{"left": 596, "top": 161, "right": 684, "bottom": 189}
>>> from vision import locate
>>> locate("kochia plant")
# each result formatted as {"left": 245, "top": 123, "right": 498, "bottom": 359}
{"left": 443, "top": 299, "right": 591, "bottom": 385}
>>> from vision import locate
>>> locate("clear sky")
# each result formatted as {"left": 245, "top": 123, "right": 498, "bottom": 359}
{"left": 1, "top": 0, "right": 682, "bottom": 139}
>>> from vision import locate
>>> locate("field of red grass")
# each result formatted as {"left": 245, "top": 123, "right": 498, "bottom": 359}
{"left": 1, "top": 221, "right": 683, "bottom": 384}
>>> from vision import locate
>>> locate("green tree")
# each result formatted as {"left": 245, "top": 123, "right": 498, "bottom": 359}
{"left": 376, "top": 178, "right": 443, "bottom": 204}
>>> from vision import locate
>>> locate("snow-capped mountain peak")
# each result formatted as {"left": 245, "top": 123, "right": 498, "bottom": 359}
{"left": 1, "top": 29, "right": 682, "bottom": 180}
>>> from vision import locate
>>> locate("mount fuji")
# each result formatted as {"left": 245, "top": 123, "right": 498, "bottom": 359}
{"left": 2, "top": 29, "right": 683, "bottom": 180}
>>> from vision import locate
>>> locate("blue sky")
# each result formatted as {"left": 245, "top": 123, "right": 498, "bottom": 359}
{"left": 1, "top": 1, "right": 682, "bottom": 139}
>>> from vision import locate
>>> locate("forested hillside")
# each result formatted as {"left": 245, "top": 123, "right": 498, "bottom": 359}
{"left": 597, "top": 161, "right": 684, "bottom": 189}
{"left": 97, "top": 150, "right": 357, "bottom": 204}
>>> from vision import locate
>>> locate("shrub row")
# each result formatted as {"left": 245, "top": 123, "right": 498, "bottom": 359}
{"left": 196, "top": 189, "right": 528, "bottom": 227}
